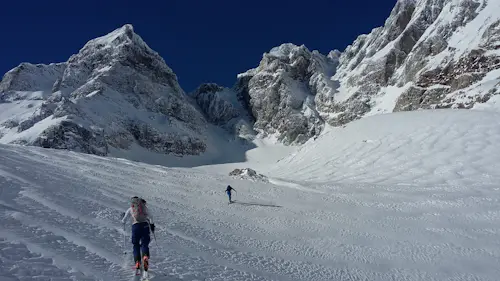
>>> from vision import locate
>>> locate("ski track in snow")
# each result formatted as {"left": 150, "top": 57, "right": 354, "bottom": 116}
{"left": 1, "top": 110, "right": 500, "bottom": 280}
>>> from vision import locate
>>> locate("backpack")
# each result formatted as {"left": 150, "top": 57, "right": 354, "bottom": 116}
{"left": 130, "top": 196, "right": 148, "bottom": 223}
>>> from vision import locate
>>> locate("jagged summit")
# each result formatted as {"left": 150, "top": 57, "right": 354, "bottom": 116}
{"left": 78, "top": 24, "right": 166, "bottom": 70}
{"left": 266, "top": 43, "right": 309, "bottom": 59}
{"left": 58, "top": 24, "right": 180, "bottom": 95}
{"left": 0, "top": 24, "right": 207, "bottom": 158}
{"left": 87, "top": 24, "right": 137, "bottom": 47}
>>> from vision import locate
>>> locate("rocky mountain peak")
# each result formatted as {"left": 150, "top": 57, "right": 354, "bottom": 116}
{"left": 57, "top": 24, "right": 180, "bottom": 95}
{"left": 87, "top": 24, "right": 137, "bottom": 48}
{"left": 1, "top": 25, "right": 207, "bottom": 158}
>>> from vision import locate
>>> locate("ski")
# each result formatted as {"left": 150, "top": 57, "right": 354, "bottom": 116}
{"left": 132, "top": 265, "right": 152, "bottom": 280}
{"left": 131, "top": 268, "right": 141, "bottom": 281}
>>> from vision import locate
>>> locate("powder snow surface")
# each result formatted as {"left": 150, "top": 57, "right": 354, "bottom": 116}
{"left": 1, "top": 109, "right": 500, "bottom": 281}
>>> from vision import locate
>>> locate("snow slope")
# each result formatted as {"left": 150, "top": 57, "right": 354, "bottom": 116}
{"left": 1, "top": 109, "right": 500, "bottom": 281}
{"left": 270, "top": 109, "right": 500, "bottom": 185}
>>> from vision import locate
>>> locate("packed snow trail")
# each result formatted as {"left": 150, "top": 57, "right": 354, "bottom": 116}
{"left": 1, "top": 110, "right": 500, "bottom": 280}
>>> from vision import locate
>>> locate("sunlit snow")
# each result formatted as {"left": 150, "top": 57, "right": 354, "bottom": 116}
{"left": 1, "top": 109, "right": 500, "bottom": 281}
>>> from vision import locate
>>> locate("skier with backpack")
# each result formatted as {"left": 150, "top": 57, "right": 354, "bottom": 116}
{"left": 226, "top": 185, "right": 236, "bottom": 203}
{"left": 121, "top": 196, "right": 155, "bottom": 276}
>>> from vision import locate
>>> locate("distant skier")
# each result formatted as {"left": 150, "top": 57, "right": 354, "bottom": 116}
{"left": 121, "top": 196, "right": 155, "bottom": 273}
{"left": 226, "top": 185, "right": 236, "bottom": 203}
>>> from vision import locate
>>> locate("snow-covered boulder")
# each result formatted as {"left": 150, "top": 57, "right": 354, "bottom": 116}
{"left": 229, "top": 168, "right": 269, "bottom": 182}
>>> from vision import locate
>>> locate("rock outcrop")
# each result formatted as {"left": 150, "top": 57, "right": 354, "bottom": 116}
{"left": 236, "top": 44, "right": 339, "bottom": 144}
{"left": 229, "top": 168, "right": 269, "bottom": 182}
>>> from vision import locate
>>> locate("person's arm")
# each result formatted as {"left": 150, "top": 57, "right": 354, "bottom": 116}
{"left": 148, "top": 207, "right": 154, "bottom": 224}
{"left": 147, "top": 206, "right": 155, "bottom": 232}
{"left": 121, "top": 207, "right": 131, "bottom": 224}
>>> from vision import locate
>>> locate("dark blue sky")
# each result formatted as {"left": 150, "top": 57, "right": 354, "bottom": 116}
{"left": 1, "top": 0, "right": 396, "bottom": 92}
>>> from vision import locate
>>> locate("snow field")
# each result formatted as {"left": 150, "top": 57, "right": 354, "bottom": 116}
{"left": 270, "top": 109, "right": 500, "bottom": 186}
{"left": 1, "top": 109, "right": 500, "bottom": 280}
{"left": 0, "top": 145, "right": 349, "bottom": 281}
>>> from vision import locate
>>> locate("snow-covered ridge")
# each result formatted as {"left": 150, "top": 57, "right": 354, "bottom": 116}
{"left": 330, "top": 0, "right": 500, "bottom": 117}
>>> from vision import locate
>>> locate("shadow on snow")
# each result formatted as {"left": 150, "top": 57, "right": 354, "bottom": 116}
{"left": 231, "top": 200, "right": 282, "bottom": 208}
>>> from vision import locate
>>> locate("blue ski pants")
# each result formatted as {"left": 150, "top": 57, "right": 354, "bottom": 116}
{"left": 226, "top": 191, "right": 232, "bottom": 202}
{"left": 131, "top": 222, "right": 150, "bottom": 262}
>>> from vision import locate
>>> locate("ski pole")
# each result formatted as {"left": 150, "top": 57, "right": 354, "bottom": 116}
{"left": 123, "top": 222, "right": 127, "bottom": 255}
{"left": 148, "top": 221, "right": 159, "bottom": 249}
{"left": 152, "top": 231, "right": 159, "bottom": 249}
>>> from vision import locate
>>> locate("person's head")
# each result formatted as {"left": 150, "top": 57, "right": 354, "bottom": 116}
{"left": 131, "top": 196, "right": 146, "bottom": 204}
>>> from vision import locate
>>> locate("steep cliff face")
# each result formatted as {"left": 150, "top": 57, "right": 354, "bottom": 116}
{"left": 191, "top": 83, "right": 255, "bottom": 140}
{"left": 0, "top": 24, "right": 207, "bottom": 156}
{"left": 236, "top": 44, "right": 339, "bottom": 144}
{"left": 192, "top": 83, "right": 241, "bottom": 125}
{"left": 332, "top": 0, "right": 500, "bottom": 119}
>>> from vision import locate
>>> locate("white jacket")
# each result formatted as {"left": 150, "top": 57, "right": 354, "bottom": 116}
{"left": 121, "top": 206, "right": 154, "bottom": 225}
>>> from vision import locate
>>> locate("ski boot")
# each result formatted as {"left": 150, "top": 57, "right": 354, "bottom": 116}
{"left": 143, "top": 255, "right": 149, "bottom": 271}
